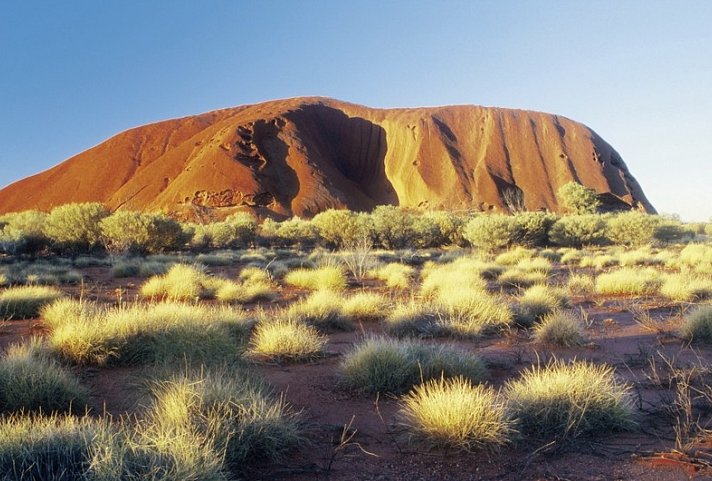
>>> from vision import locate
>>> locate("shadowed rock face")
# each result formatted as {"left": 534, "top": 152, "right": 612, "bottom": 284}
{"left": 0, "top": 97, "right": 654, "bottom": 218}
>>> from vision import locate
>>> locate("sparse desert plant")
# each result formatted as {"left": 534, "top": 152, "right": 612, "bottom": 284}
{"left": 505, "top": 359, "right": 635, "bottom": 439}
{"left": 285, "top": 290, "right": 353, "bottom": 331}
{"left": 606, "top": 211, "right": 659, "bottom": 247}
{"left": 398, "top": 376, "right": 514, "bottom": 451}
{"left": 340, "top": 337, "right": 487, "bottom": 394}
{"left": 494, "top": 247, "right": 534, "bottom": 266}
{"left": 515, "top": 284, "right": 569, "bottom": 326}
{"left": 283, "top": 265, "right": 347, "bottom": 291}
{"left": 660, "top": 274, "right": 712, "bottom": 302}
{"left": 435, "top": 292, "right": 513, "bottom": 338}
{"left": 595, "top": 267, "right": 662, "bottom": 296}
{"left": 312, "top": 209, "right": 372, "bottom": 247}
{"left": 0, "top": 339, "right": 88, "bottom": 414}
{"left": 140, "top": 264, "right": 217, "bottom": 300}
{"left": 146, "top": 369, "right": 300, "bottom": 466}
{"left": 246, "top": 319, "right": 326, "bottom": 361}
{"left": 384, "top": 301, "right": 439, "bottom": 337}
{"left": 0, "top": 414, "right": 130, "bottom": 481}
{"left": 498, "top": 267, "right": 548, "bottom": 288}
{"left": 342, "top": 292, "right": 389, "bottom": 322}
{"left": 369, "top": 205, "right": 416, "bottom": 249}
{"left": 678, "top": 305, "right": 712, "bottom": 343}
{"left": 580, "top": 254, "right": 619, "bottom": 270}
{"left": 47, "top": 300, "right": 253, "bottom": 366}
{"left": 0, "top": 285, "right": 64, "bottom": 319}
{"left": 566, "top": 273, "right": 596, "bottom": 295}
{"left": 370, "top": 262, "right": 414, "bottom": 289}
{"left": 532, "top": 311, "right": 587, "bottom": 347}
{"left": 216, "top": 279, "right": 274, "bottom": 304}
{"left": 112, "top": 259, "right": 168, "bottom": 278}
{"left": 421, "top": 258, "right": 488, "bottom": 299}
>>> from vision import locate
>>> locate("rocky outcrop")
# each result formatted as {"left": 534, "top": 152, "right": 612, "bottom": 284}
{"left": 0, "top": 97, "right": 655, "bottom": 218}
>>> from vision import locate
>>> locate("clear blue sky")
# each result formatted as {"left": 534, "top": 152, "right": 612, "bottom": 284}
{"left": 1, "top": 1, "right": 711, "bottom": 220}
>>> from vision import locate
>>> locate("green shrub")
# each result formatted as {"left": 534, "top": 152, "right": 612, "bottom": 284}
{"left": 369, "top": 205, "right": 416, "bottom": 249}
{"left": 0, "top": 210, "right": 49, "bottom": 255}
{"left": 0, "top": 340, "right": 88, "bottom": 414}
{"left": 44, "top": 203, "right": 109, "bottom": 251}
{"left": 420, "top": 210, "right": 467, "bottom": 246}
{"left": 0, "top": 286, "right": 64, "bottom": 319}
{"left": 463, "top": 215, "right": 518, "bottom": 251}
{"left": 340, "top": 337, "right": 487, "bottom": 394}
{"left": 312, "top": 209, "right": 371, "bottom": 247}
{"left": 505, "top": 360, "right": 634, "bottom": 439}
{"left": 398, "top": 377, "right": 513, "bottom": 450}
{"left": 679, "top": 305, "right": 712, "bottom": 343}
{"left": 606, "top": 212, "right": 658, "bottom": 246}
{"left": 532, "top": 311, "right": 586, "bottom": 347}
{"left": 192, "top": 213, "right": 257, "bottom": 249}
{"left": 100, "top": 211, "right": 186, "bottom": 254}
{"left": 512, "top": 212, "right": 556, "bottom": 247}
{"left": 557, "top": 182, "right": 600, "bottom": 215}
{"left": 549, "top": 215, "right": 608, "bottom": 247}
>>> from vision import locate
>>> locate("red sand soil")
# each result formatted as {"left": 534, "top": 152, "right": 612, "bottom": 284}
{"left": 0, "top": 97, "right": 654, "bottom": 220}
{"left": 1, "top": 263, "right": 710, "bottom": 481}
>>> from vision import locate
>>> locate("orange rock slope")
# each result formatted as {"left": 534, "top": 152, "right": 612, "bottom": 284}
{"left": 0, "top": 97, "right": 655, "bottom": 218}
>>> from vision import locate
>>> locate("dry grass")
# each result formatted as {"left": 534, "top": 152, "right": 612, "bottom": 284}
{"left": 140, "top": 264, "right": 215, "bottom": 300}
{"left": 340, "top": 337, "right": 487, "bottom": 394}
{"left": 383, "top": 301, "right": 439, "bottom": 337}
{"left": 679, "top": 305, "right": 712, "bottom": 343}
{"left": 660, "top": 273, "right": 712, "bottom": 302}
{"left": 0, "top": 285, "right": 64, "bottom": 319}
{"left": 398, "top": 376, "right": 514, "bottom": 451}
{"left": 435, "top": 292, "right": 513, "bottom": 338}
{"left": 532, "top": 311, "right": 587, "bottom": 347}
{"left": 505, "top": 359, "right": 635, "bottom": 440}
{"left": 515, "top": 285, "right": 569, "bottom": 327}
{"left": 595, "top": 267, "right": 662, "bottom": 296}
{"left": 46, "top": 300, "right": 253, "bottom": 366}
{"left": 566, "top": 273, "right": 596, "bottom": 295}
{"left": 370, "top": 262, "right": 414, "bottom": 289}
{"left": 342, "top": 292, "right": 389, "bottom": 322}
{"left": 246, "top": 319, "right": 326, "bottom": 361}
{"left": 283, "top": 266, "right": 347, "bottom": 291}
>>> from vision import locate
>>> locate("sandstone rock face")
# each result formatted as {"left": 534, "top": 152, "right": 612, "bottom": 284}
{"left": 0, "top": 97, "right": 655, "bottom": 218}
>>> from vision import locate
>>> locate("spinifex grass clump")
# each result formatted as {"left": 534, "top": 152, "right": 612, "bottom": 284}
{"left": 420, "top": 258, "right": 489, "bottom": 299}
{"left": 566, "top": 273, "right": 595, "bottom": 296}
{"left": 515, "top": 284, "right": 569, "bottom": 327}
{"left": 146, "top": 369, "right": 301, "bottom": 466}
{"left": 140, "top": 264, "right": 220, "bottom": 300}
{"left": 0, "top": 340, "right": 87, "bottom": 414}
{"left": 679, "top": 305, "right": 712, "bottom": 343}
{"left": 532, "top": 311, "right": 587, "bottom": 347}
{"left": 341, "top": 292, "right": 389, "bottom": 322}
{"left": 215, "top": 267, "right": 275, "bottom": 304}
{"left": 383, "top": 301, "right": 439, "bottom": 338}
{"left": 285, "top": 290, "right": 353, "bottom": 331}
{"left": 45, "top": 299, "right": 253, "bottom": 366}
{"left": 283, "top": 265, "right": 347, "bottom": 291}
{"left": 0, "top": 285, "right": 64, "bottom": 319}
{"left": 434, "top": 291, "right": 513, "bottom": 338}
{"left": 398, "top": 376, "right": 514, "bottom": 451}
{"left": 595, "top": 267, "right": 662, "bottom": 296}
{"left": 505, "top": 360, "right": 635, "bottom": 440}
{"left": 369, "top": 262, "right": 414, "bottom": 289}
{"left": 246, "top": 319, "right": 326, "bottom": 361}
{"left": 659, "top": 273, "right": 712, "bottom": 302}
{"left": 340, "top": 337, "right": 487, "bottom": 394}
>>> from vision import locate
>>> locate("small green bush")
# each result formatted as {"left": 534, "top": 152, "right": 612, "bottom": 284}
{"left": 557, "top": 182, "right": 600, "bottom": 215}
{"left": 606, "top": 211, "right": 658, "bottom": 246}
{"left": 463, "top": 215, "right": 518, "bottom": 251}
{"left": 44, "top": 202, "right": 109, "bottom": 251}
{"left": 100, "top": 211, "right": 186, "bottom": 254}
{"left": 549, "top": 215, "right": 608, "bottom": 247}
